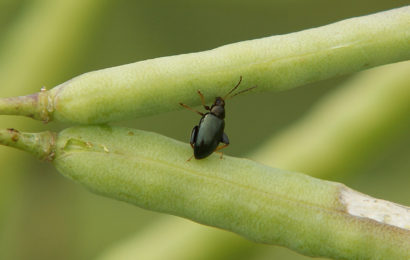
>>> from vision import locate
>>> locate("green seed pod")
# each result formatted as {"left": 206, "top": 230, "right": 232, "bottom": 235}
{"left": 1, "top": 7, "right": 409, "bottom": 124}
{"left": 1, "top": 125, "right": 409, "bottom": 259}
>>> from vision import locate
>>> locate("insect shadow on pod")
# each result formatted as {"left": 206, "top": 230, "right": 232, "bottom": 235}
{"left": 179, "top": 76, "right": 257, "bottom": 161}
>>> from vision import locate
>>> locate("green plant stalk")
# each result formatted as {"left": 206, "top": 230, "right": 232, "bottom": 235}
{"left": 0, "top": 125, "right": 408, "bottom": 259}
{"left": 1, "top": 6, "right": 409, "bottom": 124}
{"left": 0, "top": 128, "right": 56, "bottom": 161}
{"left": 97, "top": 61, "right": 410, "bottom": 260}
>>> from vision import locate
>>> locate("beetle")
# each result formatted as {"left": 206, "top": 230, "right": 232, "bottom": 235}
{"left": 179, "top": 76, "right": 256, "bottom": 160}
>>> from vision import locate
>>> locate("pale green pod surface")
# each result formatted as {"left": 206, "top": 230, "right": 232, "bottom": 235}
{"left": 252, "top": 60, "right": 410, "bottom": 177}
{"left": 50, "top": 126, "right": 410, "bottom": 260}
{"left": 1, "top": 6, "right": 409, "bottom": 124}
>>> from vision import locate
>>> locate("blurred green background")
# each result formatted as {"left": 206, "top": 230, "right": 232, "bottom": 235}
{"left": 0, "top": 1, "right": 409, "bottom": 259}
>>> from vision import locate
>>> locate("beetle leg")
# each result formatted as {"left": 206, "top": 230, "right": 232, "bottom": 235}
{"left": 215, "top": 133, "right": 230, "bottom": 159}
{"left": 190, "top": 126, "right": 198, "bottom": 148}
{"left": 215, "top": 143, "right": 229, "bottom": 152}
{"left": 197, "top": 90, "right": 210, "bottom": 110}
{"left": 214, "top": 144, "right": 229, "bottom": 159}
{"left": 214, "top": 151, "right": 223, "bottom": 159}
{"left": 179, "top": 103, "right": 204, "bottom": 116}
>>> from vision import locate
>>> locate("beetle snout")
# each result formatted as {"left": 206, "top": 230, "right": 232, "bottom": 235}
{"left": 214, "top": 97, "right": 225, "bottom": 106}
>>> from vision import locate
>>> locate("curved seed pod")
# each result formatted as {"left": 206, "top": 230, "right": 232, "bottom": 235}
{"left": 1, "top": 7, "right": 409, "bottom": 124}
{"left": 1, "top": 125, "right": 409, "bottom": 259}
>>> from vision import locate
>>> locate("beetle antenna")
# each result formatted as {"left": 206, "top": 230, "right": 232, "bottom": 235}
{"left": 228, "top": 85, "right": 257, "bottom": 99}
{"left": 223, "top": 76, "right": 242, "bottom": 100}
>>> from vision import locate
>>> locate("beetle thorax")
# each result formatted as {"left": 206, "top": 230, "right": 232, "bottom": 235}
{"left": 210, "top": 97, "right": 225, "bottom": 119}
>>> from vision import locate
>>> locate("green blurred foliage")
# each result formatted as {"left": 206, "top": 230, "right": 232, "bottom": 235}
{"left": 0, "top": 1, "right": 408, "bottom": 259}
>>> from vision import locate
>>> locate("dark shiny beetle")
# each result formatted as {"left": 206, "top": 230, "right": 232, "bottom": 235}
{"left": 179, "top": 76, "right": 256, "bottom": 160}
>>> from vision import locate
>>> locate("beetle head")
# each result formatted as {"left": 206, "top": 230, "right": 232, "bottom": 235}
{"left": 214, "top": 97, "right": 225, "bottom": 107}
{"left": 211, "top": 97, "right": 225, "bottom": 119}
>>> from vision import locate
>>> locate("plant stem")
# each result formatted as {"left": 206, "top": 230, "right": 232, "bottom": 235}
{"left": 0, "top": 129, "right": 56, "bottom": 161}
{"left": 0, "top": 90, "right": 51, "bottom": 122}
